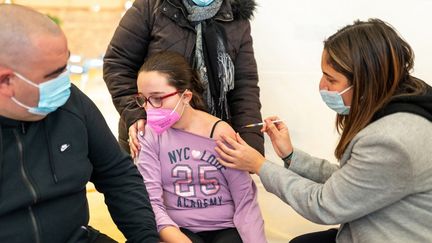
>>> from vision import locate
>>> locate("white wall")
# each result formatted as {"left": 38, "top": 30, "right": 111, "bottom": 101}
{"left": 251, "top": 0, "right": 432, "bottom": 162}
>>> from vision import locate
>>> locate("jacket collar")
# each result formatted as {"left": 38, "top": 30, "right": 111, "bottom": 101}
{"left": 0, "top": 115, "right": 21, "bottom": 127}
{"left": 0, "top": 115, "right": 32, "bottom": 135}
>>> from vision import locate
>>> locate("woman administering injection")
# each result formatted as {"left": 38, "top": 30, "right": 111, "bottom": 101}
{"left": 215, "top": 19, "right": 432, "bottom": 243}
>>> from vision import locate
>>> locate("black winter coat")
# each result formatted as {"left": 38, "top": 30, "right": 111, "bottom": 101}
{"left": 103, "top": 0, "right": 264, "bottom": 154}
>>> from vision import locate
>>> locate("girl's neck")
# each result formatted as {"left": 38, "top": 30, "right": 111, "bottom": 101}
{"left": 172, "top": 106, "right": 204, "bottom": 132}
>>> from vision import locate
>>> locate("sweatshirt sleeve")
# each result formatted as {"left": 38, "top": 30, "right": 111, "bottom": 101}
{"left": 224, "top": 169, "right": 267, "bottom": 243}
{"left": 137, "top": 128, "right": 178, "bottom": 232}
{"left": 77, "top": 86, "right": 158, "bottom": 243}
{"left": 258, "top": 133, "right": 413, "bottom": 225}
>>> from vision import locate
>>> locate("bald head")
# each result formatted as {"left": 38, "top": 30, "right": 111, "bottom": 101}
{"left": 0, "top": 4, "right": 63, "bottom": 69}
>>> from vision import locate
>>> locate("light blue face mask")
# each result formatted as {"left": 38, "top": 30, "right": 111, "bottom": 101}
{"left": 319, "top": 86, "right": 352, "bottom": 115}
{"left": 11, "top": 70, "right": 71, "bottom": 116}
{"left": 192, "top": 0, "right": 215, "bottom": 7}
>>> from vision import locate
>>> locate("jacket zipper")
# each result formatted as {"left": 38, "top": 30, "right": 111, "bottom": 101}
{"left": 13, "top": 130, "right": 41, "bottom": 243}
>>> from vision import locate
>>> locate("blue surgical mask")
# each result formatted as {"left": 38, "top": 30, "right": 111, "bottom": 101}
{"left": 191, "top": 0, "right": 215, "bottom": 7}
{"left": 319, "top": 86, "right": 352, "bottom": 115}
{"left": 11, "top": 70, "right": 71, "bottom": 116}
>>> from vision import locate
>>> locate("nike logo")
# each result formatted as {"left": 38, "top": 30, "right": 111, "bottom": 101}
{"left": 60, "top": 144, "right": 70, "bottom": 152}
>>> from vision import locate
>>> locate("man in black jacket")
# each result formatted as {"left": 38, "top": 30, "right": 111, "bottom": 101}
{"left": 0, "top": 4, "right": 158, "bottom": 243}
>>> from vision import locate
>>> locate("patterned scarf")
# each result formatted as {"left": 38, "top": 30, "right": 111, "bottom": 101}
{"left": 183, "top": 0, "right": 235, "bottom": 121}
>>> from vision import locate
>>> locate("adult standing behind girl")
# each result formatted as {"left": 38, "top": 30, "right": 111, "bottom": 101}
{"left": 136, "top": 51, "right": 266, "bottom": 243}
{"left": 216, "top": 19, "right": 432, "bottom": 243}
{"left": 103, "top": 0, "right": 264, "bottom": 158}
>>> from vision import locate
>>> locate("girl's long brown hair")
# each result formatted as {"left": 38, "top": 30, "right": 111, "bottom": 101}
{"left": 324, "top": 19, "right": 426, "bottom": 159}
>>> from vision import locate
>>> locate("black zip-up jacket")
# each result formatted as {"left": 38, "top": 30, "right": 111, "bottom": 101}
{"left": 0, "top": 85, "right": 158, "bottom": 243}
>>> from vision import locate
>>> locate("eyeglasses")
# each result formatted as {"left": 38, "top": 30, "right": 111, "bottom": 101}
{"left": 135, "top": 91, "right": 179, "bottom": 108}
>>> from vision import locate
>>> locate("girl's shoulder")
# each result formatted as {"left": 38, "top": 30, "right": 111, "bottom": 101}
{"left": 210, "top": 119, "right": 236, "bottom": 140}
{"left": 189, "top": 111, "right": 237, "bottom": 140}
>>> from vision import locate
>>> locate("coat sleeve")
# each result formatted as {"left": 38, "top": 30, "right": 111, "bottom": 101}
{"left": 227, "top": 20, "right": 264, "bottom": 155}
{"left": 136, "top": 128, "right": 179, "bottom": 232}
{"left": 103, "top": 0, "right": 156, "bottom": 128}
{"left": 258, "top": 133, "right": 413, "bottom": 225}
{"left": 224, "top": 169, "right": 267, "bottom": 243}
{"left": 78, "top": 88, "right": 158, "bottom": 243}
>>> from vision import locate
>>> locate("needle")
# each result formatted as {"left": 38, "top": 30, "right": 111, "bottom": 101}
{"left": 242, "top": 119, "right": 284, "bottom": 128}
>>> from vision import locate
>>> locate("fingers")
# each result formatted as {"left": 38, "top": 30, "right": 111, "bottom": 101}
{"left": 128, "top": 137, "right": 139, "bottom": 159}
{"left": 264, "top": 115, "right": 280, "bottom": 122}
{"left": 264, "top": 119, "right": 279, "bottom": 141}
{"left": 263, "top": 117, "right": 288, "bottom": 134}
{"left": 215, "top": 134, "right": 266, "bottom": 174}
{"left": 128, "top": 122, "right": 141, "bottom": 158}
{"left": 220, "top": 134, "right": 242, "bottom": 150}
{"left": 136, "top": 119, "right": 146, "bottom": 137}
{"left": 261, "top": 116, "right": 277, "bottom": 133}
{"left": 129, "top": 141, "right": 138, "bottom": 159}
{"left": 274, "top": 119, "right": 288, "bottom": 131}
{"left": 215, "top": 145, "right": 241, "bottom": 169}
{"left": 215, "top": 140, "right": 237, "bottom": 158}
{"left": 234, "top": 133, "right": 247, "bottom": 145}
{"left": 216, "top": 157, "right": 237, "bottom": 169}
{"left": 264, "top": 119, "right": 279, "bottom": 137}
{"left": 260, "top": 123, "right": 267, "bottom": 133}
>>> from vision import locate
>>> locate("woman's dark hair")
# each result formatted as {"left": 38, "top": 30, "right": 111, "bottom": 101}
{"left": 324, "top": 18, "right": 426, "bottom": 159}
{"left": 139, "top": 51, "right": 207, "bottom": 112}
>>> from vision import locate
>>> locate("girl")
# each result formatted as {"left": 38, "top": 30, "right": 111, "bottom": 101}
{"left": 136, "top": 51, "right": 266, "bottom": 243}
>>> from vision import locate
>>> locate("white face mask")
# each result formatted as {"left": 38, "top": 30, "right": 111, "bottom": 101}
{"left": 319, "top": 86, "right": 352, "bottom": 115}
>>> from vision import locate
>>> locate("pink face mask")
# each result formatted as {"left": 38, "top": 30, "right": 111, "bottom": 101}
{"left": 146, "top": 92, "right": 186, "bottom": 134}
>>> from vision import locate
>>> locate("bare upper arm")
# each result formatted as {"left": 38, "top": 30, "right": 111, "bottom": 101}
{"left": 212, "top": 121, "right": 236, "bottom": 140}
